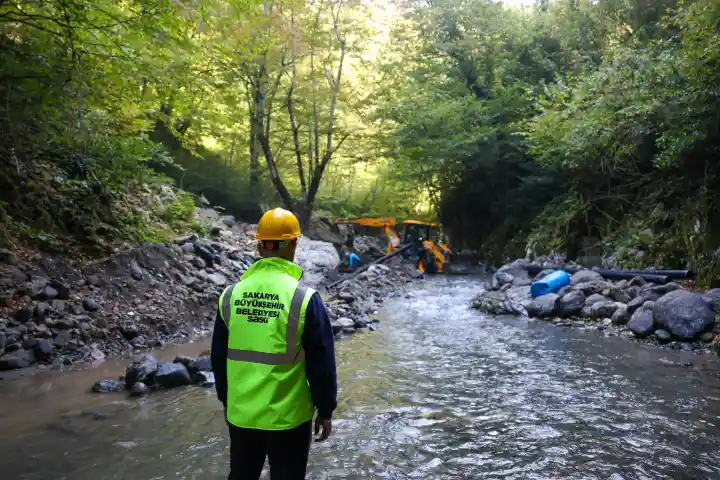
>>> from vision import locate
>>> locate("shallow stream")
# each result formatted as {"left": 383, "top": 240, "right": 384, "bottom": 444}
{"left": 2, "top": 276, "right": 720, "bottom": 479}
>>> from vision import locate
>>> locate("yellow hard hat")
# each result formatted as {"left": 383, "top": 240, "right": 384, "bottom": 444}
{"left": 256, "top": 208, "right": 302, "bottom": 240}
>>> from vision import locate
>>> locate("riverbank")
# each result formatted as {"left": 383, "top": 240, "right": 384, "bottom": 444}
{"left": 0, "top": 210, "right": 416, "bottom": 375}
{"left": 472, "top": 259, "right": 720, "bottom": 355}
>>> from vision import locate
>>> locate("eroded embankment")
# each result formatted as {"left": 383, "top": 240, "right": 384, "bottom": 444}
{"left": 0, "top": 213, "right": 415, "bottom": 376}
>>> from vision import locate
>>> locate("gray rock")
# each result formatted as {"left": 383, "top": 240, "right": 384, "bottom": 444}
{"left": 701, "top": 289, "right": 720, "bottom": 313}
{"left": 533, "top": 269, "right": 555, "bottom": 282}
{"left": 526, "top": 293, "right": 559, "bottom": 319}
{"left": 584, "top": 293, "right": 606, "bottom": 307}
{"left": 83, "top": 298, "right": 99, "bottom": 312}
{"left": 196, "top": 371, "right": 215, "bottom": 387}
{"left": 653, "top": 290, "right": 715, "bottom": 340}
{"left": 0, "top": 332, "right": 6, "bottom": 352}
{"left": 642, "top": 301, "right": 655, "bottom": 310}
{"left": 334, "top": 317, "right": 355, "bottom": 329}
{"left": 654, "top": 329, "right": 672, "bottom": 343}
{"left": 606, "top": 288, "right": 631, "bottom": 304}
{"left": 34, "top": 339, "right": 53, "bottom": 361}
{"left": 557, "top": 290, "right": 585, "bottom": 317}
{"left": 207, "top": 273, "right": 227, "bottom": 286}
{"left": 193, "top": 244, "right": 215, "bottom": 266}
{"left": 628, "top": 276, "right": 646, "bottom": 287}
{"left": 85, "top": 275, "right": 104, "bottom": 287}
{"left": 628, "top": 309, "right": 654, "bottom": 338}
{"left": 651, "top": 282, "right": 683, "bottom": 295}
{"left": 627, "top": 293, "right": 661, "bottom": 314}
{"left": 129, "top": 261, "right": 144, "bottom": 281}
{"left": 92, "top": 379, "right": 124, "bottom": 393}
{"left": 191, "top": 256, "right": 207, "bottom": 269}
{"left": 0, "top": 248, "right": 18, "bottom": 265}
{"left": 173, "top": 356, "right": 195, "bottom": 368}
{"left": 0, "top": 349, "right": 36, "bottom": 370}
{"left": 9, "top": 268, "right": 28, "bottom": 283}
{"left": 557, "top": 285, "right": 572, "bottom": 297}
{"left": 22, "top": 337, "right": 37, "bottom": 350}
{"left": 492, "top": 271, "right": 514, "bottom": 289}
{"left": 130, "top": 382, "right": 150, "bottom": 397}
{"left": 125, "top": 354, "right": 159, "bottom": 389}
{"left": 190, "top": 356, "right": 212, "bottom": 373}
{"left": 14, "top": 307, "right": 33, "bottom": 323}
{"left": 129, "top": 335, "right": 146, "bottom": 348}
{"left": 572, "top": 280, "right": 614, "bottom": 296}
{"left": 571, "top": 270, "right": 603, "bottom": 285}
{"left": 121, "top": 323, "right": 140, "bottom": 339}
{"left": 53, "top": 330, "right": 72, "bottom": 349}
{"left": 34, "top": 302, "right": 50, "bottom": 320}
{"left": 181, "top": 243, "right": 195, "bottom": 254}
{"left": 50, "top": 299, "right": 66, "bottom": 312}
{"left": 155, "top": 362, "right": 192, "bottom": 389}
{"left": 587, "top": 301, "right": 624, "bottom": 319}
{"left": 611, "top": 306, "right": 630, "bottom": 325}
{"left": 472, "top": 290, "right": 510, "bottom": 315}
{"left": 38, "top": 286, "right": 58, "bottom": 300}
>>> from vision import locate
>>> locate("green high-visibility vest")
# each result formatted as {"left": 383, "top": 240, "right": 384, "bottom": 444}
{"left": 218, "top": 257, "right": 315, "bottom": 430}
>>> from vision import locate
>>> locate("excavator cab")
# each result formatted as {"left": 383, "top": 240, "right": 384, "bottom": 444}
{"left": 402, "top": 220, "right": 448, "bottom": 274}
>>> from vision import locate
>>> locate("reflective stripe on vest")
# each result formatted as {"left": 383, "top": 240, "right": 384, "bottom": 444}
{"left": 222, "top": 283, "right": 308, "bottom": 365}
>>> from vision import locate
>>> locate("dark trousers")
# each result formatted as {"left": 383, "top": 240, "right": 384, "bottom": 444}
{"left": 228, "top": 421, "right": 312, "bottom": 480}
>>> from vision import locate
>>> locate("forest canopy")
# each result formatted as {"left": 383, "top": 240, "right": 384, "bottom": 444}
{"left": 1, "top": 0, "right": 719, "bottom": 282}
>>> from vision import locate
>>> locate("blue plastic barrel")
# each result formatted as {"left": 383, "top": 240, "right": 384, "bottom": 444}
{"left": 530, "top": 270, "right": 571, "bottom": 298}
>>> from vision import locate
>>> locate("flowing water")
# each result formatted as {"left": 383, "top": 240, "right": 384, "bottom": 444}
{"left": 2, "top": 276, "right": 720, "bottom": 479}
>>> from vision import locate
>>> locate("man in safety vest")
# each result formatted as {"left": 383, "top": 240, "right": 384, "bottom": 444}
{"left": 211, "top": 208, "right": 337, "bottom": 480}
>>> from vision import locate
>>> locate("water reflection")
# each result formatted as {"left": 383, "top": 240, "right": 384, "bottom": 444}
{"left": 1, "top": 276, "right": 720, "bottom": 479}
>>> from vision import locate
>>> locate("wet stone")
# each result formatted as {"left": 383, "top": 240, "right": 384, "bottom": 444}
{"left": 654, "top": 329, "right": 672, "bottom": 343}
{"left": 92, "top": 379, "right": 124, "bottom": 393}
{"left": 155, "top": 363, "right": 192, "bottom": 389}
{"left": 83, "top": 298, "right": 99, "bottom": 312}
{"left": 34, "top": 339, "right": 54, "bottom": 361}
{"left": 130, "top": 382, "right": 150, "bottom": 397}
{"left": 14, "top": 308, "right": 33, "bottom": 323}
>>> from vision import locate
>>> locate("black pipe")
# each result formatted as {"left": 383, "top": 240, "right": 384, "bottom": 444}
{"left": 525, "top": 264, "right": 683, "bottom": 284}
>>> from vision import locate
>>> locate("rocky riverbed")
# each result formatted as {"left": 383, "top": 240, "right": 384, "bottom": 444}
{"left": 473, "top": 259, "right": 720, "bottom": 355}
{"left": 0, "top": 210, "right": 416, "bottom": 374}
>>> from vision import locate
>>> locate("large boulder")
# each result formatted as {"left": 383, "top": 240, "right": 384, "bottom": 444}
{"left": 295, "top": 237, "right": 340, "bottom": 287}
{"left": 0, "top": 349, "right": 36, "bottom": 370}
{"left": 155, "top": 363, "right": 192, "bottom": 389}
{"left": 702, "top": 289, "right": 720, "bottom": 313}
{"left": 557, "top": 290, "right": 585, "bottom": 317}
{"left": 472, "top": 286, "right": 531, "bottom": 316}
{"left": 494, "top": 259, "right": 532, "bottom": 288}
{"left": 652, "top": 290, "right": 715, "bottom": 340}
{"left": 571, "top": 269, "right": 604, "bottom": 285}
{"left": 572, "top": 280, "right": 615, "bottom": 296}
{"left": 304, "top": 214, "right": 345, "bottom": 246}
{"left": 491, "top": 271, "right": 514, "bottom": 289}
{"left": 626, "top": 292, "right": 661, "bottom": 314}
{"left": 585, "top": 300, "right": 624, "bottom": 319}
{"left": 124, "top": 354, "right": 159, "bottom": 389}
{"left": 611, "top": 306, "right": 630, "bottom": 325}
{"left": 584, "top": 293, "right": 606, "bottom": 307}
{"left": 628, "top": 309, "right": 654, "bottom": 338}
{"left": 526, "top": 293, "right": 559, "bottom": 319}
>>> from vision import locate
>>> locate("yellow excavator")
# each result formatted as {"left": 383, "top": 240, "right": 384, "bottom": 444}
{"left": 402, "top": 220, "right": 451, "bottom": 274}
{"left": 332, "top": 217, "right": 451, "bottom": 273}
{"left": 332, "top": 217, "right": 401, "bottom": 255}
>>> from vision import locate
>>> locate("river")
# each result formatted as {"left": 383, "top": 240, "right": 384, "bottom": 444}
{"left": 1, "top": 276, "right": 720, "bottom": 479}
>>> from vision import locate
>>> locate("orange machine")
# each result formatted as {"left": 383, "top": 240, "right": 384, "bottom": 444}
{"left": 332, "top": 217, "right": 401, "bottom": 255}
{"left": 402, "top": 220, "right": 450, "bottom": 273}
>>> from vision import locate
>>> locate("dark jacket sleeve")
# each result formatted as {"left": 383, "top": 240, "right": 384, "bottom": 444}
{"left": 302, "top": 292, "right": 338, "bottom": 420}
{"left": 210, "top": 312, "right": 228, "bottom": 406}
